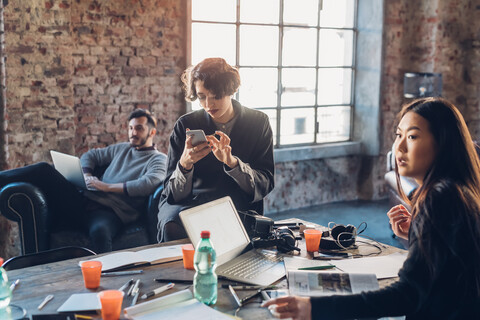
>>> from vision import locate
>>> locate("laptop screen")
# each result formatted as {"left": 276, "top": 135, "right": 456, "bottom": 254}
{"left": 179, "top": 196, "right": 251, "bottom": 266}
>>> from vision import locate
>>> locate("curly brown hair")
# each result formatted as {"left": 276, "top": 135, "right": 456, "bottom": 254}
{"left": 181, "top": 57, "right": 241, "bottom": 102}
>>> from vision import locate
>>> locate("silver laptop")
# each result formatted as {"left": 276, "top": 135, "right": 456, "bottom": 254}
{"left": 50, "top": 150, "right": 95, "bottom": 191}
{"left": 179, "top": 196, "right": 285, "bottom": 286}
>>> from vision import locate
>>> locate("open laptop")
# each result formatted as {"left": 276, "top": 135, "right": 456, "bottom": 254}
{"left": 50, "top": 150, "right": 96, "bottom": 191}
{"left": 179, "top": 196, "right": 285, "bottom": 286}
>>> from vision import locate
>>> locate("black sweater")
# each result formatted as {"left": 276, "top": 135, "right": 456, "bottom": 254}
{"left": 162, "top": 99, "right": 274, "bottom": 214}
{"left": 311, "top": 180, "right": 480, "bottom": 319}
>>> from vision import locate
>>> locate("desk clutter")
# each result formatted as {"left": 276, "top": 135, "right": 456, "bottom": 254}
{"left": 4, "top": 197, "right": 407, "bottom": 320}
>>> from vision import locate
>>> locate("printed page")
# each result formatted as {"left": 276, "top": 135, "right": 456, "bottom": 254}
{"left": 288, "top": 270, "right": 378, "bottom": 297}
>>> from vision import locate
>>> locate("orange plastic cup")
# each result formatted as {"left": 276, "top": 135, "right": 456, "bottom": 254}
{"left": 304, "top": 229, "right": 322, "bottom": 252}
{"left": 182, "top": 244, "right": 195, "bottom": 270}
{"left": 81, "top": 260, "right": 102, "bottom": 289}
{"left": 98, "top": 290, "right": 124, "bottom": 320}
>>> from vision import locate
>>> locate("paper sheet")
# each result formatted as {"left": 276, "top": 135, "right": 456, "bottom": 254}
{"left": 333, "top": 252, "right": 408, "bottom": 279}
{"left": 57, "top": 293, "right": 101, "bottom": 312}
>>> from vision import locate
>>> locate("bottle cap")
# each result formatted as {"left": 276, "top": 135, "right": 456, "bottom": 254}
{"left": 200, "top": 230, "right": 210, "bottom": 239}
{"left": 0, "top": 257, "right": 3, "bottom": 267}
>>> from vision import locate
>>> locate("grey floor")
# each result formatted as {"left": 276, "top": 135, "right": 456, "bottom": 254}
{"left": 265, "top": 199, "right": 407, "bottom": 249}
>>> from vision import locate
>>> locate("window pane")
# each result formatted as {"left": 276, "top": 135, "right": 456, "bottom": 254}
{"left": 281, "top": 68, "right": 316, "bottom": 107}
{"left": 317, "top": 106, "right": 351, "bottom": 143}
{"left": 280, "top": 108, "right": 315, "bottom": 145}
{"left": 240, "top": 0, "right": 279, "bottom": 24}
{"left": 283, "top": 0, "right": 319, "bottom": 26}
{"left": 240, "top": 25, "right": 279, "bottom": 66}
{"left": 282, "top": 27, "right": 317, "bottom": 66}
{"left": 238, "top": 68, "right": 278, "bottom": 108}
{"left": 318, "top": 30, "right": 354, "bottom": 67}
{"left": 317, "top": 68, "right": 352, "bottom": 105}
{"left": 192, "top": 0, "right": 236, "bottom": 22}
{"left": 320, "top": 0, "right": 355, "bottom": 28}
{"left": 261, "top": 109, "right": 278, "bottom": 143}
{"left": 192, "top": 23, "right": 236, "bottom": 65}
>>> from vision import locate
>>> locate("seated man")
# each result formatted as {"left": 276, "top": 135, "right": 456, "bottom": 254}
{"left": 0, "top": 109, "right": 167, "bottom": 253}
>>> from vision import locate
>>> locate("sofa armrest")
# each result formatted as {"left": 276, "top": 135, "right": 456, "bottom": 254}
{"left": 0, "top": 182, "right": 52, "bottom": 255}
{"left": 145, "top": 185, "right": 164, "bottom": 244}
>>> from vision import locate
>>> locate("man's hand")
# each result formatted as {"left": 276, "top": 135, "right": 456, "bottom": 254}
{"left": 206, "top": 131, "right": 238, "bottom": 169}
{"left": 261, "top": 296, "right": 312, "bottom": 320}
{"left": 85, "top": 175, "right": 123, "bottom": 193}
{"left": 387, "top": 204, "right": 411, "bottom": 240}
{"left": 179, "top": 129, "right": 211, "bottom": 171}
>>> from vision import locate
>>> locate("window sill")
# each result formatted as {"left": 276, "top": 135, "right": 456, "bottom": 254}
{"left": 274, "top": 141, "right": 362, "bottom": 163}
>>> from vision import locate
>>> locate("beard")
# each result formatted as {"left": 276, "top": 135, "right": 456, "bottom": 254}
{"left": 129, "top": 136, "right": 147, "bottom": 148}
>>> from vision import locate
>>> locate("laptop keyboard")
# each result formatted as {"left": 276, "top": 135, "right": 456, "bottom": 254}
{"left": 221, "top": 251, "right": 283, "bottom": 280}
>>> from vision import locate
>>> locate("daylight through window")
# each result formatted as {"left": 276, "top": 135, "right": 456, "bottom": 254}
{"left": 190, "top": 0, "right": 357, "bottom": 147}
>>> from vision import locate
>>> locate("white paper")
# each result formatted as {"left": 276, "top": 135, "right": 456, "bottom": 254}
{"left": 288, "top": 270, "right": 378, "bottom": 297}
{"left": 57, "top": 293, "right": 101, "bottom": 312}
{"left": 79, "top": 244, "right": 183, "bottom": 271}
{"left": 283, "top": 256, "right": 340, "bottom": 276}
{"left": 124, "top": 289, "right": 232, "bottom": 320}
{"left": 333, "top": 252, "right": 408, "bottom": 279}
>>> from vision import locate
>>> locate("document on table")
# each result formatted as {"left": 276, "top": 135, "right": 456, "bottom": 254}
{"left": 283, "top": 256, "right": 340, "bottom": 276}
{"left": 288, "top": 270, "right": 379, "bottom": 297}
{"left": 333, "top": 252, "right": 408, "bottom": 279}
{"left": 124, "top": 289, "right": 233, "bottom": 320}
{"left": 57, "top": 293, "right": 101, "bottom": 312}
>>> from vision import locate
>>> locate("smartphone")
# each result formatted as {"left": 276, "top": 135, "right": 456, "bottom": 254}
{"left": 186, "top": 129, "right": 208, "bottom": 146}
{"left": 313, "top": 251, "right": 352, "bottom": 260}
{"left": 261, "top": 289, "right": 289, "bottom": 300}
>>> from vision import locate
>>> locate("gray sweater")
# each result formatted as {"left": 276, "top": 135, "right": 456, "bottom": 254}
{"left": 80, "top": 142, "right": 167, "bottom": 224}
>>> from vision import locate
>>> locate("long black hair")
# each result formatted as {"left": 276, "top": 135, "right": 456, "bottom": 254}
{"left": 395, "top": 97, "right": 480, "bottom": 292}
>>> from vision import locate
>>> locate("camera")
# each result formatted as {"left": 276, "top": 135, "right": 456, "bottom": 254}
{"left": 252, "top": 226, "right": 301, "bottom": 253}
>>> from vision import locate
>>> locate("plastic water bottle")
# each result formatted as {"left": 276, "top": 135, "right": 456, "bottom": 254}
{"left": 193, "top": 230, "right": 217, "bottom": 305}
{"left": 0, "top": 257, "right": 12, "bottom": 311}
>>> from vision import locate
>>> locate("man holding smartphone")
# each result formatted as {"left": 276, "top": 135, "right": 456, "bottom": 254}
{"left": 157, "top": 58, "right": 275, "bottom": 242}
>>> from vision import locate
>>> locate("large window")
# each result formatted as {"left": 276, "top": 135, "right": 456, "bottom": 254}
{"left": 190, "top": 0, "right": 356, "bottom": 148}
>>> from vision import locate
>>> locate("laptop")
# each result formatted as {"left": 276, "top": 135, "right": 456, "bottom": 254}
{"left": 179, "top": 196, "right": 285, "bottom": 286}
{"left": 50, "top": 150, "right": 96, "bottom": 191}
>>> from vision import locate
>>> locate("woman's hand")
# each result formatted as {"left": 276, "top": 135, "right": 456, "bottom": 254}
{"left": 179, "top": 129, "right": 211, "bottom": 170}
{"left": 261, "top": 296, "right": 312, "bottom": 320}
{"left": 206, "top": 131, "right": 238, "bottom": 168}
{"left": 387, "top": 204, "right": 411, "bottom": 240}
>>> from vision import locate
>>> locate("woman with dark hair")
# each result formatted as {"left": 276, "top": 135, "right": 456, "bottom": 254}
{"left": 157, "top": 57, "right": 274, "bottom": 242}
{"left": 263, "top": 97, "right": 480, "bottom": 319}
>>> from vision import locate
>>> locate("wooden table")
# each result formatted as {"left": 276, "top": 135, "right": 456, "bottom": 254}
{"left": 8, "top": 219, "right": 406, "bottom": 319}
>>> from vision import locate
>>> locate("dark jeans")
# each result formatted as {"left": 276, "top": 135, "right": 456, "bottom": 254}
{"left": 0, "top": 162, "right": 122, "bottom": 253}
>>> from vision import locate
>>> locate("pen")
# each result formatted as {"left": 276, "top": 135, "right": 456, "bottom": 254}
{"left": 102, "top": 270, "right": 143, "bottom": 276}
{"left": 9, "top": 279, "right": 20, "bottom": 292}
{"left": 130, "top": 279, "right": 141, "bottom": 306}
{"left": 154, "top": 278, "right": 192, "bottom": 283}
{"left": 228, "top": 285, "right": 242, "bottom": 307}
{"left": 298, "top": 265, "right": 336, "bottom": 270}
{"left": 140, "top": 282, "right": 175, "bottom": 300}
{"left": 128, "top": 279, "right": 141, "bottom": 296}
{"left": 38, "top": 294, "right": 54, "bottom": 310}
{"left": 221, "top": 284, "right": 278, "bottom": 290}
{"left": 118, "top": 279, "right": 134, "bottom": 292}
{"left": 74, "top": 315, "right": 94, "bottom": 320}
{"left": 240, "top": 288, "right": 263, "bottom": 305}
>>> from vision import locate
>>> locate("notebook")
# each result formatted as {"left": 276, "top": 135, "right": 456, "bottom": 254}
{"left": 179, "top": 196, "right": 285, "bottom": 286}
{"left": 50, "top": 150, "right": 96, "bottom": 191}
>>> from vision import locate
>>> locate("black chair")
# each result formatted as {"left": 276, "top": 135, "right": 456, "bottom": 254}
{"left": 2, "top": 246, "right": 96, "bottom": 271}
{"left": 0, "top": 161, "right": 164, "bottom": 255}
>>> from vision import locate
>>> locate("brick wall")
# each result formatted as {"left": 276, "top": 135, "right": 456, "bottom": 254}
{"left": 0, "top": 0, "right": 187, "bottom": 258}
{"left": 0, "top": 0, "right": 479, "bottom": 258}
{"left": 3, "top": 0, "right": 186, "bottom": 168}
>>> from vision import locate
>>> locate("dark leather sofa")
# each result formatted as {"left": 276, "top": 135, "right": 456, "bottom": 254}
{"left": 0, "top": 180, "right": 163, "bottom": 255}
